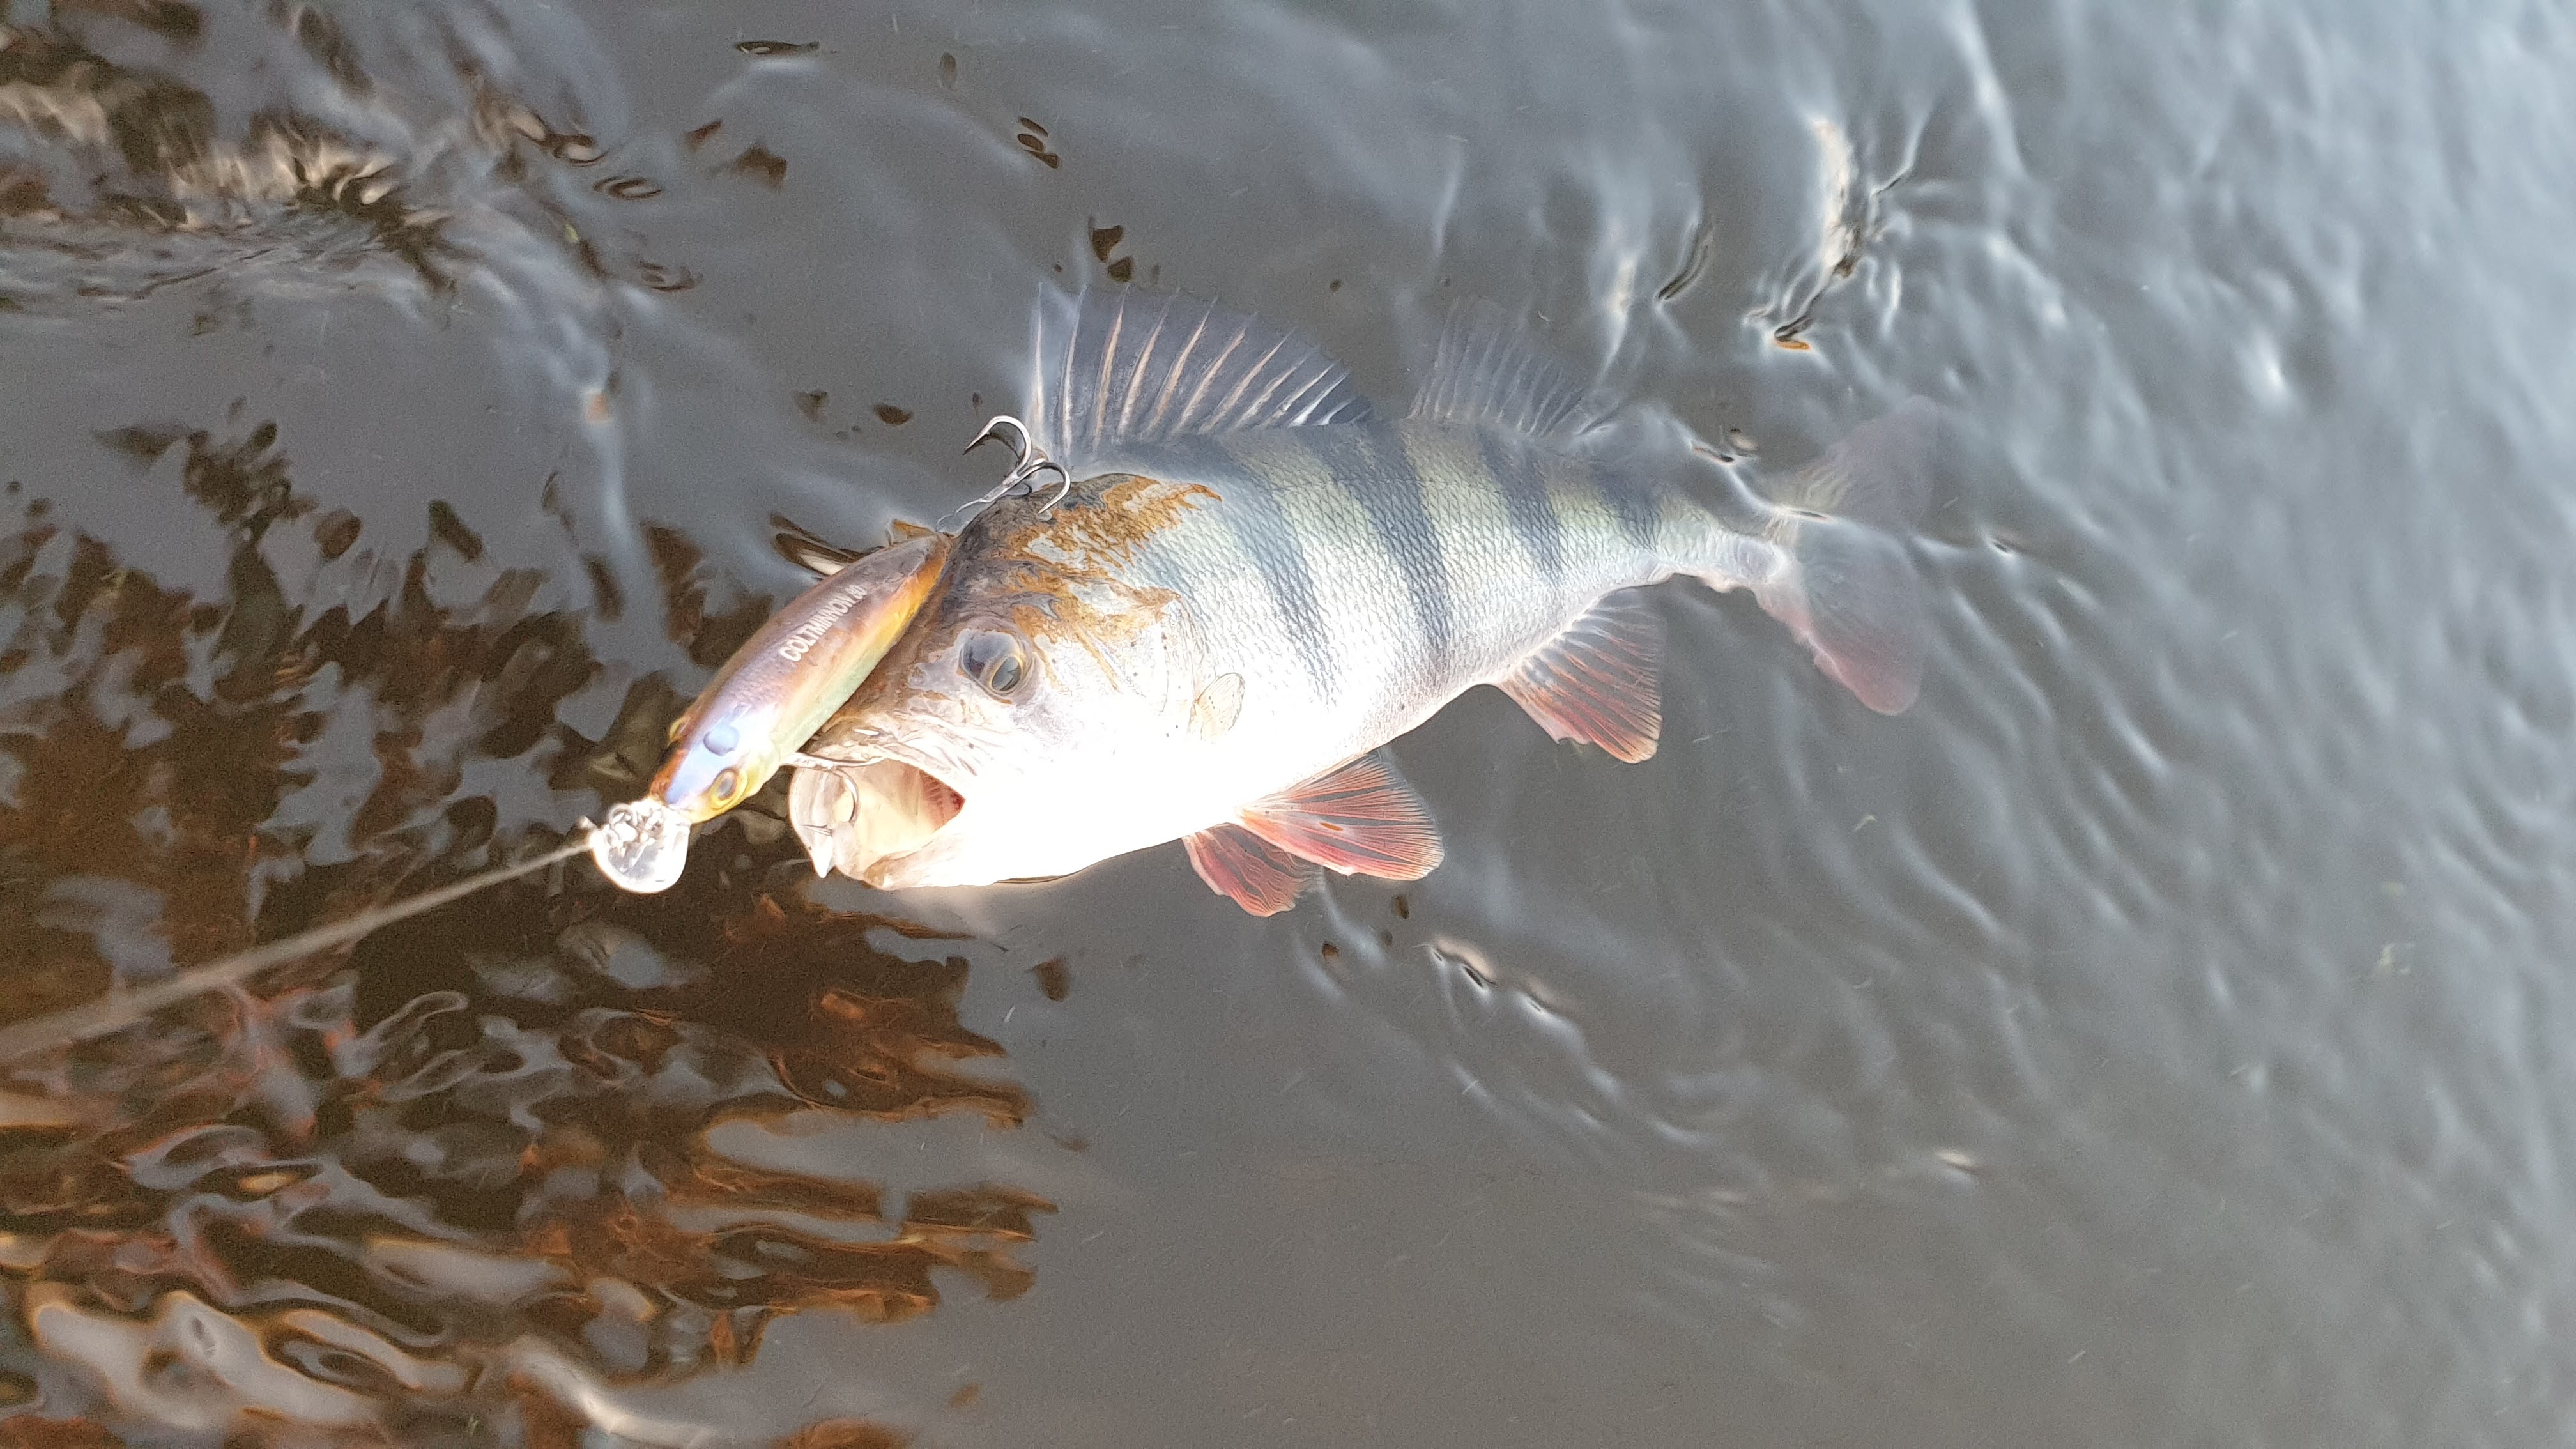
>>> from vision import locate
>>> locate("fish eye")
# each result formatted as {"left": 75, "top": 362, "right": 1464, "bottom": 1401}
{"left": 959, "top": 629, "right": 1028, "bottom": 700}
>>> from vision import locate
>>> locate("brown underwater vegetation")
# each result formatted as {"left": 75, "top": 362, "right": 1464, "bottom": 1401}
{"left": 0, "top": 416, "right": 1044, "bottom": 1445}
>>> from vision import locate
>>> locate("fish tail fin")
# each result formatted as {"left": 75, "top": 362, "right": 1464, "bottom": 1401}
{"left": 1728, "top": 397, "right": 1936, "bottom": 714}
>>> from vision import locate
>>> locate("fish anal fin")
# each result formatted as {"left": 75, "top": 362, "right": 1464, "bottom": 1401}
{"left": 1238, "top": 754, "right": 1445, "bottom": 881}
{"left": 1406, "top": 298, "right": 1616, "bottom": 440}
{"left": 1496, "top": 592, "right": 1664, "bottom": 763}
{"left": 886, "top": 518, "right": 938, "bottom": 542}
{"left": 1029, "top": 289, "right": 1374, "bottom": 468}
{"left": 1184, "top": 823, "right": 1315, "bottom": 916}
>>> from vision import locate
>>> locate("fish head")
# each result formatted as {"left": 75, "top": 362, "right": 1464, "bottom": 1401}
{"left": 792, "top": 477, "right": 1211, "bottom": 887}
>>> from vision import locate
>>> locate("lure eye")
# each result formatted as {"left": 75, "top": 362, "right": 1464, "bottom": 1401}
{"left": 959, "top": 630, "right": 1027, "bottom": 700}
{"left": 710, "top": 767, "right": 739, "bottom": 804}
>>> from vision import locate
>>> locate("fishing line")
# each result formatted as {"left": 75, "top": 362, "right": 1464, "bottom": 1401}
{"left": 0, "top": 825, "right": 597, "bottom": 1064}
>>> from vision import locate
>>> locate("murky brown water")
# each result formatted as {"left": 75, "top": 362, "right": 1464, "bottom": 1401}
{"left": 4, "top": 0, "right": 2575, "bottom": 1443}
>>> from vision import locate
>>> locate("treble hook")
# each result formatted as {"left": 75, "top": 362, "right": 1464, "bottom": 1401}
{"left": 954, "top": 413, "right": 1072, "bottom": 519}
{"left": 964, "top": 414, "right": 1038, "bottom": 468}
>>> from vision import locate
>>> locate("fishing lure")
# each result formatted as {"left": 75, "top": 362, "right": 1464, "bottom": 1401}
{"left": 590, "top": 530, "right": 949, "bottom": 891}
{"left": 0, "top": 530, "right": 949, "bottom": 1061}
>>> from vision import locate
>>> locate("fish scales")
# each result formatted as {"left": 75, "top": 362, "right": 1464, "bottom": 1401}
{"left": 1099, "top": 418, "right": 1727, "bottom": 766}
{"left": 1296, "top": 425, "right": 1461, "bottom": 679}
{"left": 1475, "top": 428, "right": 1570, "bottom": 583}
{"left": 1142, "top": 434, "right": 1340, "bottom": 699}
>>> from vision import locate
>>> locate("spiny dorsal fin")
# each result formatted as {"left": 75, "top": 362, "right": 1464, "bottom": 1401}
{"left": 1238, "top": 753, "right": 1443, "bottom": 880}
{"left": 1496, "top": 591, "right": 1664, "bottom": 763}
{"left": 1028, "top": 288, "right": 1374, "bottom": 468}
{"left": 1184, "top": 823, "right": 1315, "bottom": 916}
{"left": 1407, "top": 298, "right": 1615, "bottom": 440}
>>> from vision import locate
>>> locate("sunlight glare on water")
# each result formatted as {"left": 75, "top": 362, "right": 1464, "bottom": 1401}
{"left": 3, "top": 0, "right": 2575, "bottom": 1443}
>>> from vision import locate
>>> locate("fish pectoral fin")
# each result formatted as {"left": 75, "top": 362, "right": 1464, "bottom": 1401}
{"left": 1189, "top": 673, "right": 1246, "bottom": 740}
{"left": 1184, "top": 822, "right": 1315, "bottom": 916}
{"left": 1238, "top": 754, "right": 1445, "bottom": 881}
{"left": 1496, "top": 591, "right": 1664, "bottom": 763}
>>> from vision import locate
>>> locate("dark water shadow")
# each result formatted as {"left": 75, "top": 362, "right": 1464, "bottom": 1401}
{"left": 0, "top": 422, "right": 1038, "bottom": 1444}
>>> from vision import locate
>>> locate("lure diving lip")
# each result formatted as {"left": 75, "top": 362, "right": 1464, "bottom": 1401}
{"left": 590, "top": 530, "right": 949, "bottom": 893}
{"left": 591, "top": 797, "right": 696, "bottom": 893}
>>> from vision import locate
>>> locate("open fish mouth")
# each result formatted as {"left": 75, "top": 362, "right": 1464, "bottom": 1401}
{"left": 788, "top": 758, "right": 965, "bottom": 885}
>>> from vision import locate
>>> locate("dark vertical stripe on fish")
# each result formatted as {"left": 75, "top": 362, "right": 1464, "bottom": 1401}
{"left": 1482, "top": 431, "right": 1567, "bottom": 583}
{"left": 1602, "top": 466, "right": 1659, "bottom": 551}
{"left": 1163, "top": 436, "right": 1339, "bottom": 698}
{"left": 1301, "top": 425, "right": 1457, "bottom": 675}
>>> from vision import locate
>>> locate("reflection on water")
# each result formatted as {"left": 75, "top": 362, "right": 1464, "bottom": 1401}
{"left": 0, "top": 20, "right": 450, "bottom": 287}
{"left": 0, "top": 0, "right": 665, "bottom": 311}
{"left": 0, "top": 418, "right": 1041, "bottom": 1441}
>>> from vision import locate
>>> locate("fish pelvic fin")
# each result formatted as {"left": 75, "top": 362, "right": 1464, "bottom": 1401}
{"left": 1406, "top": 298, "right": 1620, "bottom": 442}
{"left": 1184, "top": 823, "right": 1315, "bottom": 916}
{"left": 1738, "top": 397, "right": 1938, "bottom": 714}
{"left": 1496, "top": 590, "right": 1664, "bottom": 762}
{"left": 1028, "top": 288, "right": 1376, "bottom": 470}
{"left": 1238, "top": 753, "right": 1445, "bottom": 881}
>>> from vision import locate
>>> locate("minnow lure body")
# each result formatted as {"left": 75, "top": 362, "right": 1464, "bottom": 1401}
{"left": 590, "top": 532, "right": 947, "bottom": 892}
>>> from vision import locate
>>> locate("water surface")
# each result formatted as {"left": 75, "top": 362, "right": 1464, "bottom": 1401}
{"left": 3, "top": 0, "right": 2573, "bottom": 1443}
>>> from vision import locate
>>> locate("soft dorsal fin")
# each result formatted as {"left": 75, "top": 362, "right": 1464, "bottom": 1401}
{"left": 1183, "top": 822, "right": 1315, "bottom": 916}
{"left": 1238, "top": 753, "right": 1443, "bottom": 880}
{"left": 1407, "top": 299, "right": 1615, "bottom": 440}
{"left": 1494, "top": 591, "right": 1664, "bottom": 763}
{"left": 1027, "top": 288, "right": 1374, "bottom": 468}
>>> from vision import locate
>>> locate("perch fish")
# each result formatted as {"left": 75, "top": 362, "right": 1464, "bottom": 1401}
{"left": 788, "top": 289, "right": 1933, "bottom": 913}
